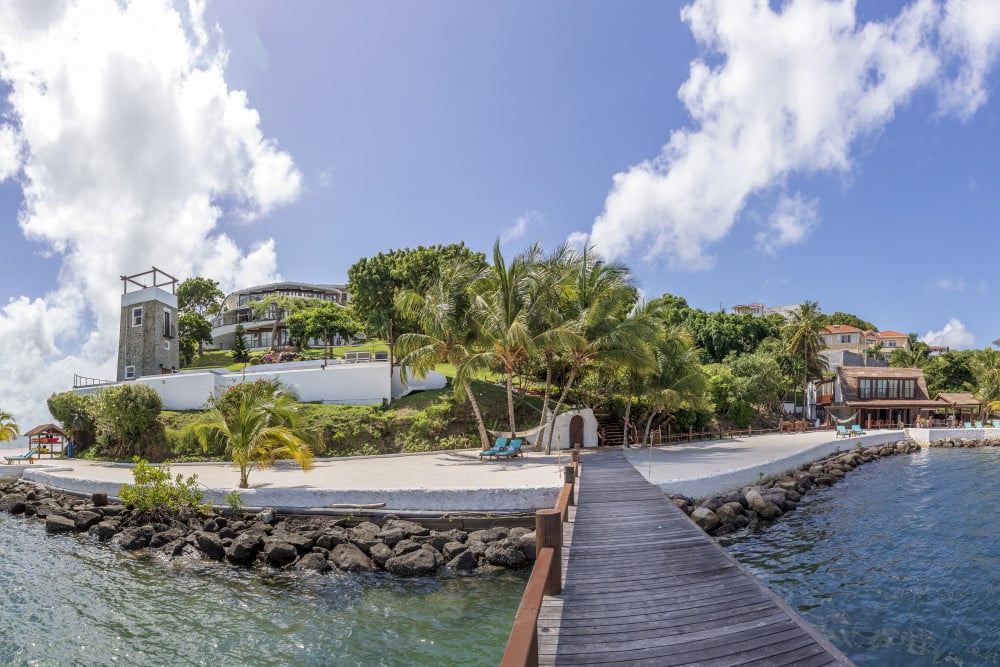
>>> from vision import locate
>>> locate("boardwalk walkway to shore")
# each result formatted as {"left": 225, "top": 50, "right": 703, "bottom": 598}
{"left": 536, "top": 450, "right": 853, "bottom": 666}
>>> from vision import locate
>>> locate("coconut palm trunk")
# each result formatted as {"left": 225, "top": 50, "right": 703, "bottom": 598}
{"left": 463, "top": 380, "right": 491, "bottom": 449}
{"left": 545, "top": 365, "right": 578, "bottom": 454}
{"left": 535, "top": 353, "right": 554, "bottom": 451}
{"left": 505, "top": 369, "right": 517, "bottom": 437}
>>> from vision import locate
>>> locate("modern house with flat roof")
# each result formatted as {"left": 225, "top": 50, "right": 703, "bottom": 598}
{"left": 731, "top": 302, "right": 798, "bottom": 318}
{"left": 210, "top": 281, "right": 350, "bottom": 351}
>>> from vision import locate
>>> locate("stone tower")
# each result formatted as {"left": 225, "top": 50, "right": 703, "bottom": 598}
{"left": 116, "top": 268, "right": 180, "bottom": 381}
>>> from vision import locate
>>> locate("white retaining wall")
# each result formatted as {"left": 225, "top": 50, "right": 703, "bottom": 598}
{"left": 905, "top": 427, "right": 1000, "bottom": 443}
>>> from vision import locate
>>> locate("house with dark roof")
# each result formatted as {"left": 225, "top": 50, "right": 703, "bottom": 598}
{"left": 824, "top": 366, "right": 940, "bottom": 428}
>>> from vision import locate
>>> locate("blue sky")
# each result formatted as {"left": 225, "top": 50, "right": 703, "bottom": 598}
{"left": 0, "top": 0, "right": 999, "bottom": 425}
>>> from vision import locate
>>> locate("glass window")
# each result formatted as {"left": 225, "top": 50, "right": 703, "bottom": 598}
{"left": 132, "top": 306, "right": 142, "bottom": 327}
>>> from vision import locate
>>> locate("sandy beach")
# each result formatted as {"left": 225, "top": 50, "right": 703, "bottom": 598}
{"left": 2, "top": 429, "right": 907, "bottom": 511}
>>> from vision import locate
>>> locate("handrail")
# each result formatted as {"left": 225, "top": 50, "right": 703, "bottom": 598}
{"left": 501, "top": 454, "right": 578, "bottom": 666}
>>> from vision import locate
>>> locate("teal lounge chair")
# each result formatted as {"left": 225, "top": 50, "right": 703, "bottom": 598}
{"left": 851, "top": 424, "right": 866, "bottom": 436}
{"left": 3, "top": 449, "right": 37, "bottom": 464}
{"left": 497, "top": 439, "right": 524, "bottom": 460}
{"left": 975, "top": 421, "right": 984, "bottom": 429}
{"left": 836, "top": 425, "right": 850, "bottom": 438}
{"left": 992, "top": 420, "right": 1000, "bottom": 429}
{"left": 964, "top": 422, "right": 972, "bottom": 429}
{"left": 478, "top": 438, "right": 509, "bottom": 461}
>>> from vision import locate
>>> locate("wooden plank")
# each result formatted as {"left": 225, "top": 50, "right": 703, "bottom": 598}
{"left": 535, "top": 449, "right": 854, "bottom": 667}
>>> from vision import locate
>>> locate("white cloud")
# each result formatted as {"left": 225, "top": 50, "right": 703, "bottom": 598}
{"left": 565, "top": 231, "right": 590, "bottom": 251}
{"left": 931, "top": 276, "right": 966, "bottom": 291}
{"left": 501, "top": 209, "right": 542, "bottom": 244}
{"left": 0, "top": 0, "right": 301, "bottom": 426}
{"left": 590, "top": 0, "right": 1000, "bottom": 267}
{"left": 939, "top": 0, "right": 1000, "bottom": 118}
{"left": 921, "top": 318, "right": 975, "bottom": 348}
{"left": 754, "top": 193, "right": 818, "bottom": 255}
{"left": 0, "top": 124, "right": 21, "bottom": 180}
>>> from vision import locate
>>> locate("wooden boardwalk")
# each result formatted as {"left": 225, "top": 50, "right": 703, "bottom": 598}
{"left": 536, "top": 450, "right": 854, "bottom": 666}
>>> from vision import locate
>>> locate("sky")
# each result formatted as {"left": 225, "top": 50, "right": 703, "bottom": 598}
{"left": 1, "top": 0, "right": 1000, "bottom": 427}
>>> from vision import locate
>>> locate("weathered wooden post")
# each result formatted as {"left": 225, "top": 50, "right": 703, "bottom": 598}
{"left": 536, "top": 509, "right": 562, "bottom": 595}
{"left": 564, "top": 465, "right": 575, "bottom": 507}
{"left": 570, "top": 449, "right": 579, "bottom": 466}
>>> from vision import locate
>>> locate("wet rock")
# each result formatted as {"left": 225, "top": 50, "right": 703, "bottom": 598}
{"left": 382, "top": 519, "right": 429, "bottom": 538}
{"left": 263, "top": 540, "right": 298, "bottom": 566}
{"left": 118, "top": 525, "right": 154, "bottom": 550}
{"left": 74, "top": 511, "right": 103, "bottom": 531}
{"left": 316, "top": 528, "right": 348, "bottom": 550}
{"left": 0, "top": 493, "right": 26, "bottom": 514}
{"left": 150, "top": 528, "right": 185, "bottom": 549}
{"left": 369, "top": 542, "right": 393, "bottom": 568}
{"left": 385, "top": 548, "right": 439, "bottom": 576}
{"left": 45, "top": 514, "right": 78, "bottom": 534}
{"left": 90, "top": 520, "right": 119, "bottom": 541}
{"left": 329, "top": 543, "right": 374, "bottom": 572}
{"left": 467, "top": 528, "right": 507, "bottom": 544}
{"left": 508, "top": 527, "right": 531, "bottom": 540}
{"left": 690, "top": 507, "right": 721, "bottom": 533}
{"left": 447, "top": 550, "right": 479, "bottom": 571}
{"left": 195, "top": 531, "right": 226, "bottom": 560}
{"left": 376, "top": 527, "right": 405, "bottom": 547}
{"left": 484, "top": 539, "right": 529, "bottom": 569}
{"left": 294, "top": 553, "right": 331, "bottom": 572}
{"left": 392, "top": 539, "right": 422, "bottom": 557}
{"left": 442, "top": 541, "right": 468, "bottom": 561}
{"left": 516, "top": 532, "right": 537, "bottom": 562}
{"left": 226, "top": 532, "right": 264, "bottom": 565}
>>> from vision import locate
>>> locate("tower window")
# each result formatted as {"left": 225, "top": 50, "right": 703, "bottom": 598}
{"left": 124, "top": 365, "right": 136, "bottom": 379}
{"left": 132, "top": 306, "right": 143, "bottom": 327}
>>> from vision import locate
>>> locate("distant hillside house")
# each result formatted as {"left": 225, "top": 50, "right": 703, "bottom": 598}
{"left": 731, "top": 302, "right": 798, "bottom": 319}
{"left": 928, "top": 345, "right": 950, "bottom": 357}
{"left": 821, "top": 324, "right": 866, "bottom": 354}
{"left": 876, "top": 330, "right": 911, "bottom": 355}
{"left": 210, "top": 281, "right": 350, "bottom": 351}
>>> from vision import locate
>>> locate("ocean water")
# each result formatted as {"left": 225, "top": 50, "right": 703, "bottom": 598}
{"left": 0, "top": 512, "right": 526, "bottom": 666}
{"left": 725, "top": 447, "right": 1000, "bottom": 666}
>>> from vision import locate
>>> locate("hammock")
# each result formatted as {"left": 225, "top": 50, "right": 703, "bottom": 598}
{"left": 487, "top": 424, "right": 545, "bottom": 441}
{"left": 826, "top": 409, "right": 860, "bottom": 425}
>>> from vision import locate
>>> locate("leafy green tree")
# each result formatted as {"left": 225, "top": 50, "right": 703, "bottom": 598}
{"left": 177, "top": 277, "right": 225, "bottom": 317}
{"left": 249, "top": 294, "right": 323, "bottom": 351}
{"left": 924, "top": 350, "right": 976, "bottom": 395}
{"left": 729, "top": 350, "right": 791, "bottom": 415}
{"left": 47, "top": 392, "right": 97, "bottom": 449}
{"left": 97, "top": 384, "right": 163, "bottom": 457}
{"left": 347, "top": 243, "right": 487, "bottom": 359}
{"left": 178, "top": 311, "right": 214, "bottom": 364}
{"left": 285, "top": 303, "right": 362, "bottom": 350}
{"left": 231, "top": 324, "right": 251, "bottom": 363}
{"left": 395, "top": 259, "right": 492, "bottom": 448}
{"left": 783, "top": 301, "right": 828, "bottom": 419}
{"left": 0, "top": 410, "right": 19, "bottom": 445}
{"left": 196, "top": 381, "right": 313, "bottom": 488}
{"left": 823, "top": 311, "right": 877, "bottom": 332}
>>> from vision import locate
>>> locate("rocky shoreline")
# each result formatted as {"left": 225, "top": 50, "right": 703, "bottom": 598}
{"left": 669, "top": 439, "right": 923, "bottom": 537}
{"left": 0, "top": 479, "right": 536, "bottom": 576}
{"left": 928, "top": 437, "right": 1000, "bottom": 448}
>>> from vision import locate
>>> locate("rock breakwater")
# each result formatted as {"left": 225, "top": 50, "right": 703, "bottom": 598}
{"left": 929, "top": 437, "right": 1000, "bottom": 448}
{"left": 670, "top": 439, "right": 922, "bottom": 537}
{"left": 0, "top": 479, "right": 536, "bottom": 576}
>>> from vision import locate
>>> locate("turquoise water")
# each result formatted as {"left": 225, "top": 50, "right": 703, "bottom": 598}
{"left": 725, "top": 447, "right": 1000, "bottom": 666}
{"left": 0, "top": 512, "right": 526, "bottom": 666}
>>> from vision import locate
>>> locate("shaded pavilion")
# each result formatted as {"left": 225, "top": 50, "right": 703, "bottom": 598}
{"left": 23, "top": 423, "right": 68, "bottom": 458}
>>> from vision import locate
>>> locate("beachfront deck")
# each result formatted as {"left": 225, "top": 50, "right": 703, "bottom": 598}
{"left": 536, "top": 450, "right": 854, "bottom": 666}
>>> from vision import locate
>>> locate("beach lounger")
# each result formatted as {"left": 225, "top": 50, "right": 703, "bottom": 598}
{"left": 3, "top": 449, "right": 38, "bottom": 464}
{"left": 964, "top": 422, "right": 972, "bottom": 429}
{"left": 478, "top": 438, "right": 509, "bottom": 461}
{"left": 836, "top": 425, "right": 850, "bottom": 438}
{"left": 851, "top": 425, "right": 866, "bottom": 436}
{"left": 975, "top": 421, "right": 984, "bottom": 429}
{"left": 496, "top": 439, "right": 524, "bottom": 460}
{"left": 992, "top": 420, "right": 1000, "bottom": 429}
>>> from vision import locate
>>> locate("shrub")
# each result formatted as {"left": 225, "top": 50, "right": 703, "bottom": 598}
{"left": 118, "top": 458, "right": 203, "bottom": 521}
{"left": 97, "top": 384, "right": 163, "bottom": 458}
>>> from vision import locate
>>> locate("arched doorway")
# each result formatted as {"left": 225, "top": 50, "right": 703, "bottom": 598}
{"left": 569, "top": 415, "right": 585, "bottom": 448}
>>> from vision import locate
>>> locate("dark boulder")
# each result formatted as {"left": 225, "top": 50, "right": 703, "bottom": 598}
{"left": 89, "top": 520, "right": 119, "bottom": 541}
{"left": 74, "top": 511, "right": 103, "bottom": 531}
{"left": 0, "top": 493, "right": 26, "bottom": 514}
{"left": 226, "top": 532, "right": 264, "bottom": 565}
{"left": 385, "top": 548, "right": 439, "bottom": 576}
{"left": 329, "top": 543, "right": 374, "bottom": 572}
{"left": 446, "top": 550, "right": 479, "bottom": 571}
{"left": 263, "top": 540, "right": 298, "bottom": 566}
{"left": 195, "top": 531, "right": 226, "bottom": 560}
{"left": 45, "top": 514, "right": 78, "bottom": 534}
{"left": 467, "top": 528, "right": 507, "bottom": 544}
{"left": 118, "top": 525, "right": 154, "bottom": 550}
{"left": 369, "top": 542, "right": 394, "bottom": 568}
{"left": 294, "top": 553, "right": 331, "bottom": 573}
{"left": 484, "top": 539, "right": 529, "bottom": 569}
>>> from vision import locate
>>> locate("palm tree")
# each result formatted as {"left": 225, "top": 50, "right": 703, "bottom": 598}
{"left": 395, "top": 260, "right": 492, "bottom": 449}
{"left": 524, "top": 243, "right": 584, "bottom": 450}
{"left": 467, "top": 241, "right": 535, "bottom": 437}
{"left": 637, "top": 330, "right": 710, "bottom": 446}
{"left": 196, "top": 384, "right": 313, "bottom": 488}
{"left": 783, "top": 301, "right": 828, "bottom": 420}
{"left": 889, "top": 347, "right": 929, "bottom": 369}
{"left": 0, "top": 411, "right": 19, "bottom": 445}
{"left": 542, "top": 247, "right": 655, "bottom": 453}
{"left": 972, "top": 347, "right": 1000, "bottom": 418}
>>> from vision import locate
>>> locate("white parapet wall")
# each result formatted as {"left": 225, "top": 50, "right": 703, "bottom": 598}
{"left": 905, "top": 427, "right": 1000, "bottom": 443}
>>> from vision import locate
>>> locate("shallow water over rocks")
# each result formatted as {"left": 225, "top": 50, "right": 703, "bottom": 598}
{"left": 725, "top": 447, "right": 1000, "bottom": 665}
{"left": 0, "top": 513, "right": 526, "bottom": 666}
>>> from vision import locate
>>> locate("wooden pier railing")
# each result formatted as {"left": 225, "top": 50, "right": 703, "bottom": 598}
{"left": 500, "top": 453, "right": 578, "bottom": 667}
